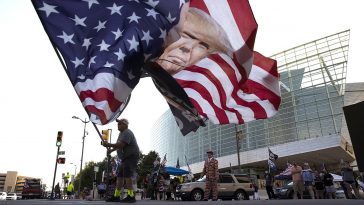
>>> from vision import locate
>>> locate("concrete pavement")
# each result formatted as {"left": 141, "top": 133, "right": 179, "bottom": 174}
{"left": 2, "top": 198, "right": 362, "bottom": 205}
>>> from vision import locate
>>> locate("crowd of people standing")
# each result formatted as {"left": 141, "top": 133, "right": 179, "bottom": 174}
{"left": 268, "top": 161, "right": 364, "bottom": 200}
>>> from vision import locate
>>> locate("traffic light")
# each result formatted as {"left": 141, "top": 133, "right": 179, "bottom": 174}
{"left": 101, "top": 129, "right": 109, "bottom": 141}
{"left": 57, "top": 157, "right": 65, "bottom": 164}
{"left": 56, "top": 131, "right": 63, "bottom": 147}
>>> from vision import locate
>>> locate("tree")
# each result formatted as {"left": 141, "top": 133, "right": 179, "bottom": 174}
{"left": 136, "top": 151, "right": 159, "bottom": 187}
{"left": 72, "top": 150, "right": 159, "bottom": 191}
{"left": 73, "top": 158, "right": 108, "bottom": 194}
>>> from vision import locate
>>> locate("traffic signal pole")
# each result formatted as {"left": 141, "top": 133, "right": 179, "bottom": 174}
{"left": 50, "top": 145, "right": 60, "bottom": 200}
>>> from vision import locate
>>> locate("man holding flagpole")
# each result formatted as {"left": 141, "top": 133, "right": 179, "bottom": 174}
{"left": 102, "top": 119, "right": 140, "bottom": 203}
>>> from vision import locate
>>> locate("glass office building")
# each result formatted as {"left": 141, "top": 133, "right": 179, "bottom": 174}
{"left": 151, "top": 30, "right": 358, "bottom": 174}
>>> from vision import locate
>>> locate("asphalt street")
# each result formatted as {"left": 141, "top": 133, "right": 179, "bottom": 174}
{"left": 0, "top": 199, "right": 363, "bottom": 205}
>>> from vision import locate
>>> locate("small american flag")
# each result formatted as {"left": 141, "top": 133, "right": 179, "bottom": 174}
{"left": 32, "top": 0, "right": 184, "bottom": 125}
{"left": 173, "top": 0, "right": 281, "bottom": 126}
{"left": 161, "top": 153, "right": 167, "bottom": 166}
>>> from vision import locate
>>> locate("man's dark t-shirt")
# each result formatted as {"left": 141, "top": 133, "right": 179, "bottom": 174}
{"left": 116, "top": 129, "right": 139, "bottom": 160}
{"left": 265, "top": 173, "right": 273, "bottom": 186}
{"left": 323, "top": 173, "right": 334, "bottom": 186}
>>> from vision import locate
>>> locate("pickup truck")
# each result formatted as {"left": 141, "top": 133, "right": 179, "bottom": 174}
{"left": 22, "top": 178, "right": 44, "bottom": 199}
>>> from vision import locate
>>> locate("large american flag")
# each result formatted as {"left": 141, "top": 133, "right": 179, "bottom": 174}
{"left": 32, "top": 0, "right": 184, "bottom": 125}
{"left": 173, "top": 0, "right": 281, "bottom": 126}
{"left": 32, "top": 0, "right": 281, "bottom": 134}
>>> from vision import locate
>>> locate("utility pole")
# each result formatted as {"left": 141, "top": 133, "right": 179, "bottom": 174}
{"left": 72, "top": 116, "right": 90, "bottom": 198}
{"left": 93, "top": 166, "right": 99, "bottom": 199}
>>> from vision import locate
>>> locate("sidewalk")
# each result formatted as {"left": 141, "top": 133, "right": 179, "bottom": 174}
{"left": 249, "top": 189, "right": 269, "bottom": 200}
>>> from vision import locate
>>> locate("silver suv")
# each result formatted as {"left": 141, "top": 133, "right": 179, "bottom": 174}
{"left": 176, "top": 173, "right": 254, "bottom": 201}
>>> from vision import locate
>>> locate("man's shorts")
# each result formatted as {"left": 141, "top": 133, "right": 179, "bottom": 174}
{"left": 118, "top": 156, "right": 138, "bottom": 178}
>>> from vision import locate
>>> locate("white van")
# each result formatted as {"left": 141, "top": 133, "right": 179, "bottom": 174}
{"left": 0, "top": 192, "right": 7, "bottom": 200}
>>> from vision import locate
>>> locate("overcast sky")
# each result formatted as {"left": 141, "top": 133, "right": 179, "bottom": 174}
{"left": 1, "top": 0, "right": 363, "bottom": 188}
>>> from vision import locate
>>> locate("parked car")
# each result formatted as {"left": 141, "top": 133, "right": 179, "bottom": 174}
{"left": 0, "top": 192, "right": 7, "bottom": 200}
{"left": 176, "top": 173, "right": 254, "bottom": 201}
{"left": 6, "top": 193, "right": 17, "bottom": 200}
{"left": 274, "top": 181, "right": 345, "bottom": 199}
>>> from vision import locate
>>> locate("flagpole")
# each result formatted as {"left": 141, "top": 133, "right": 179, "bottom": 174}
{"left": 268, "top": 148, "right": 271, "bottom": 174}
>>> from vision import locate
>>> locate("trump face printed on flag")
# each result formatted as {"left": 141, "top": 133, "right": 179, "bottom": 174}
{"left": 156, "top": 6, "right": 233, "bottom": 75}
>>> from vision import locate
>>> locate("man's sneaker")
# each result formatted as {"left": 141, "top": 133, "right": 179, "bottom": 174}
{"left": 120, "top": 195, "right": 136, "bottom": 203}
{"left": 105, "top": 196, "right": 120, "bottom": 202}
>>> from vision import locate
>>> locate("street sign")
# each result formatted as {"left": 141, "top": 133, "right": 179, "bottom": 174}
{"left": 58, "top": 151, "right": 65, "bottom": 155}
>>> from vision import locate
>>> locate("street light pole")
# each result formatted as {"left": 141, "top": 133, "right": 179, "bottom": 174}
{"left": 72, "top": 116, "right": 90, "bottom": 198}
{"left": 235, "top": 125, "right": 243, "bottom": 173}
{"left": 70, "top": 163, "right": 77, "bottom": 181}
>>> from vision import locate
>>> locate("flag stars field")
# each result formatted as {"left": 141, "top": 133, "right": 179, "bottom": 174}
{"left": 71, "top": 57, "right": 85, "bottom": 68}
{"left": 32, "top": 0, "right": 191, "bottom": 125}
{"left": 166, "top": 13, "right": 176, "bottom": 23}
{"left": 94, "top": 20, "right": 107, "bottom": 32}
{"left": 128, "top": 12, "right": 141, "bottom": 23}
{"left": 141, "top": 30, "right": 154, "bottom": 46}
{"left": 159, "top": 28, "right": 166, "bottom": 39}
{"left": 146, "top": 0, "right": 159, "bottom": 8}
{"left": 82, "top": 38, "right": 92, "bottom": 50}
{"left": 146, "top": 8, "right": 158, "bottom": 20}
{"left": 57, "top": 31, "right": 75, "bottom": 44}
{"left": 127, "top": 36, "right": 139, "bottom": 52}
{"left": 38, "top": 2, "right": 58, "bottom": 17}
{"left": 71, "top": 15, "right": 87, "bottom": 27}
{"left": 88, "top": 56, "right": 97, "bottom": 67}
{"left": 97, "top": 40, "right": 110, "bottom": 51}
{"left": 104, "top": 61, "right": 114, "bottom": 68}
{"left": 83, "top": 0, "right": 99, "bottom": 9}
{"left": 107, "top": 3, "right": 123, "bottom": 15}
{"left": 112, "top": 28, "right": 124, "bottom": 40}
{"left": 114, "top": 48, "right": 126, "bottom": 61}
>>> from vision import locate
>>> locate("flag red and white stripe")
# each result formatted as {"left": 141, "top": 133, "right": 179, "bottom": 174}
{"left": 173, "top": 0, "right": 281, "bottom": 124}
{"left": 74, "top": 73, "right": 131, "bottom": 124}
{"left": 174, "top": 52, "right": 280, "bottom": 124}
{"left": 190, "top": 0, "right": 257, "bottom": 78}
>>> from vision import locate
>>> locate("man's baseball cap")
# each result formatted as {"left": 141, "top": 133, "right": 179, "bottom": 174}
{"left": 116, "top": 118, "right": 129, "bottom": 125}
{"left": 206, "top": 150, "right": 213, "bottom": 154}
